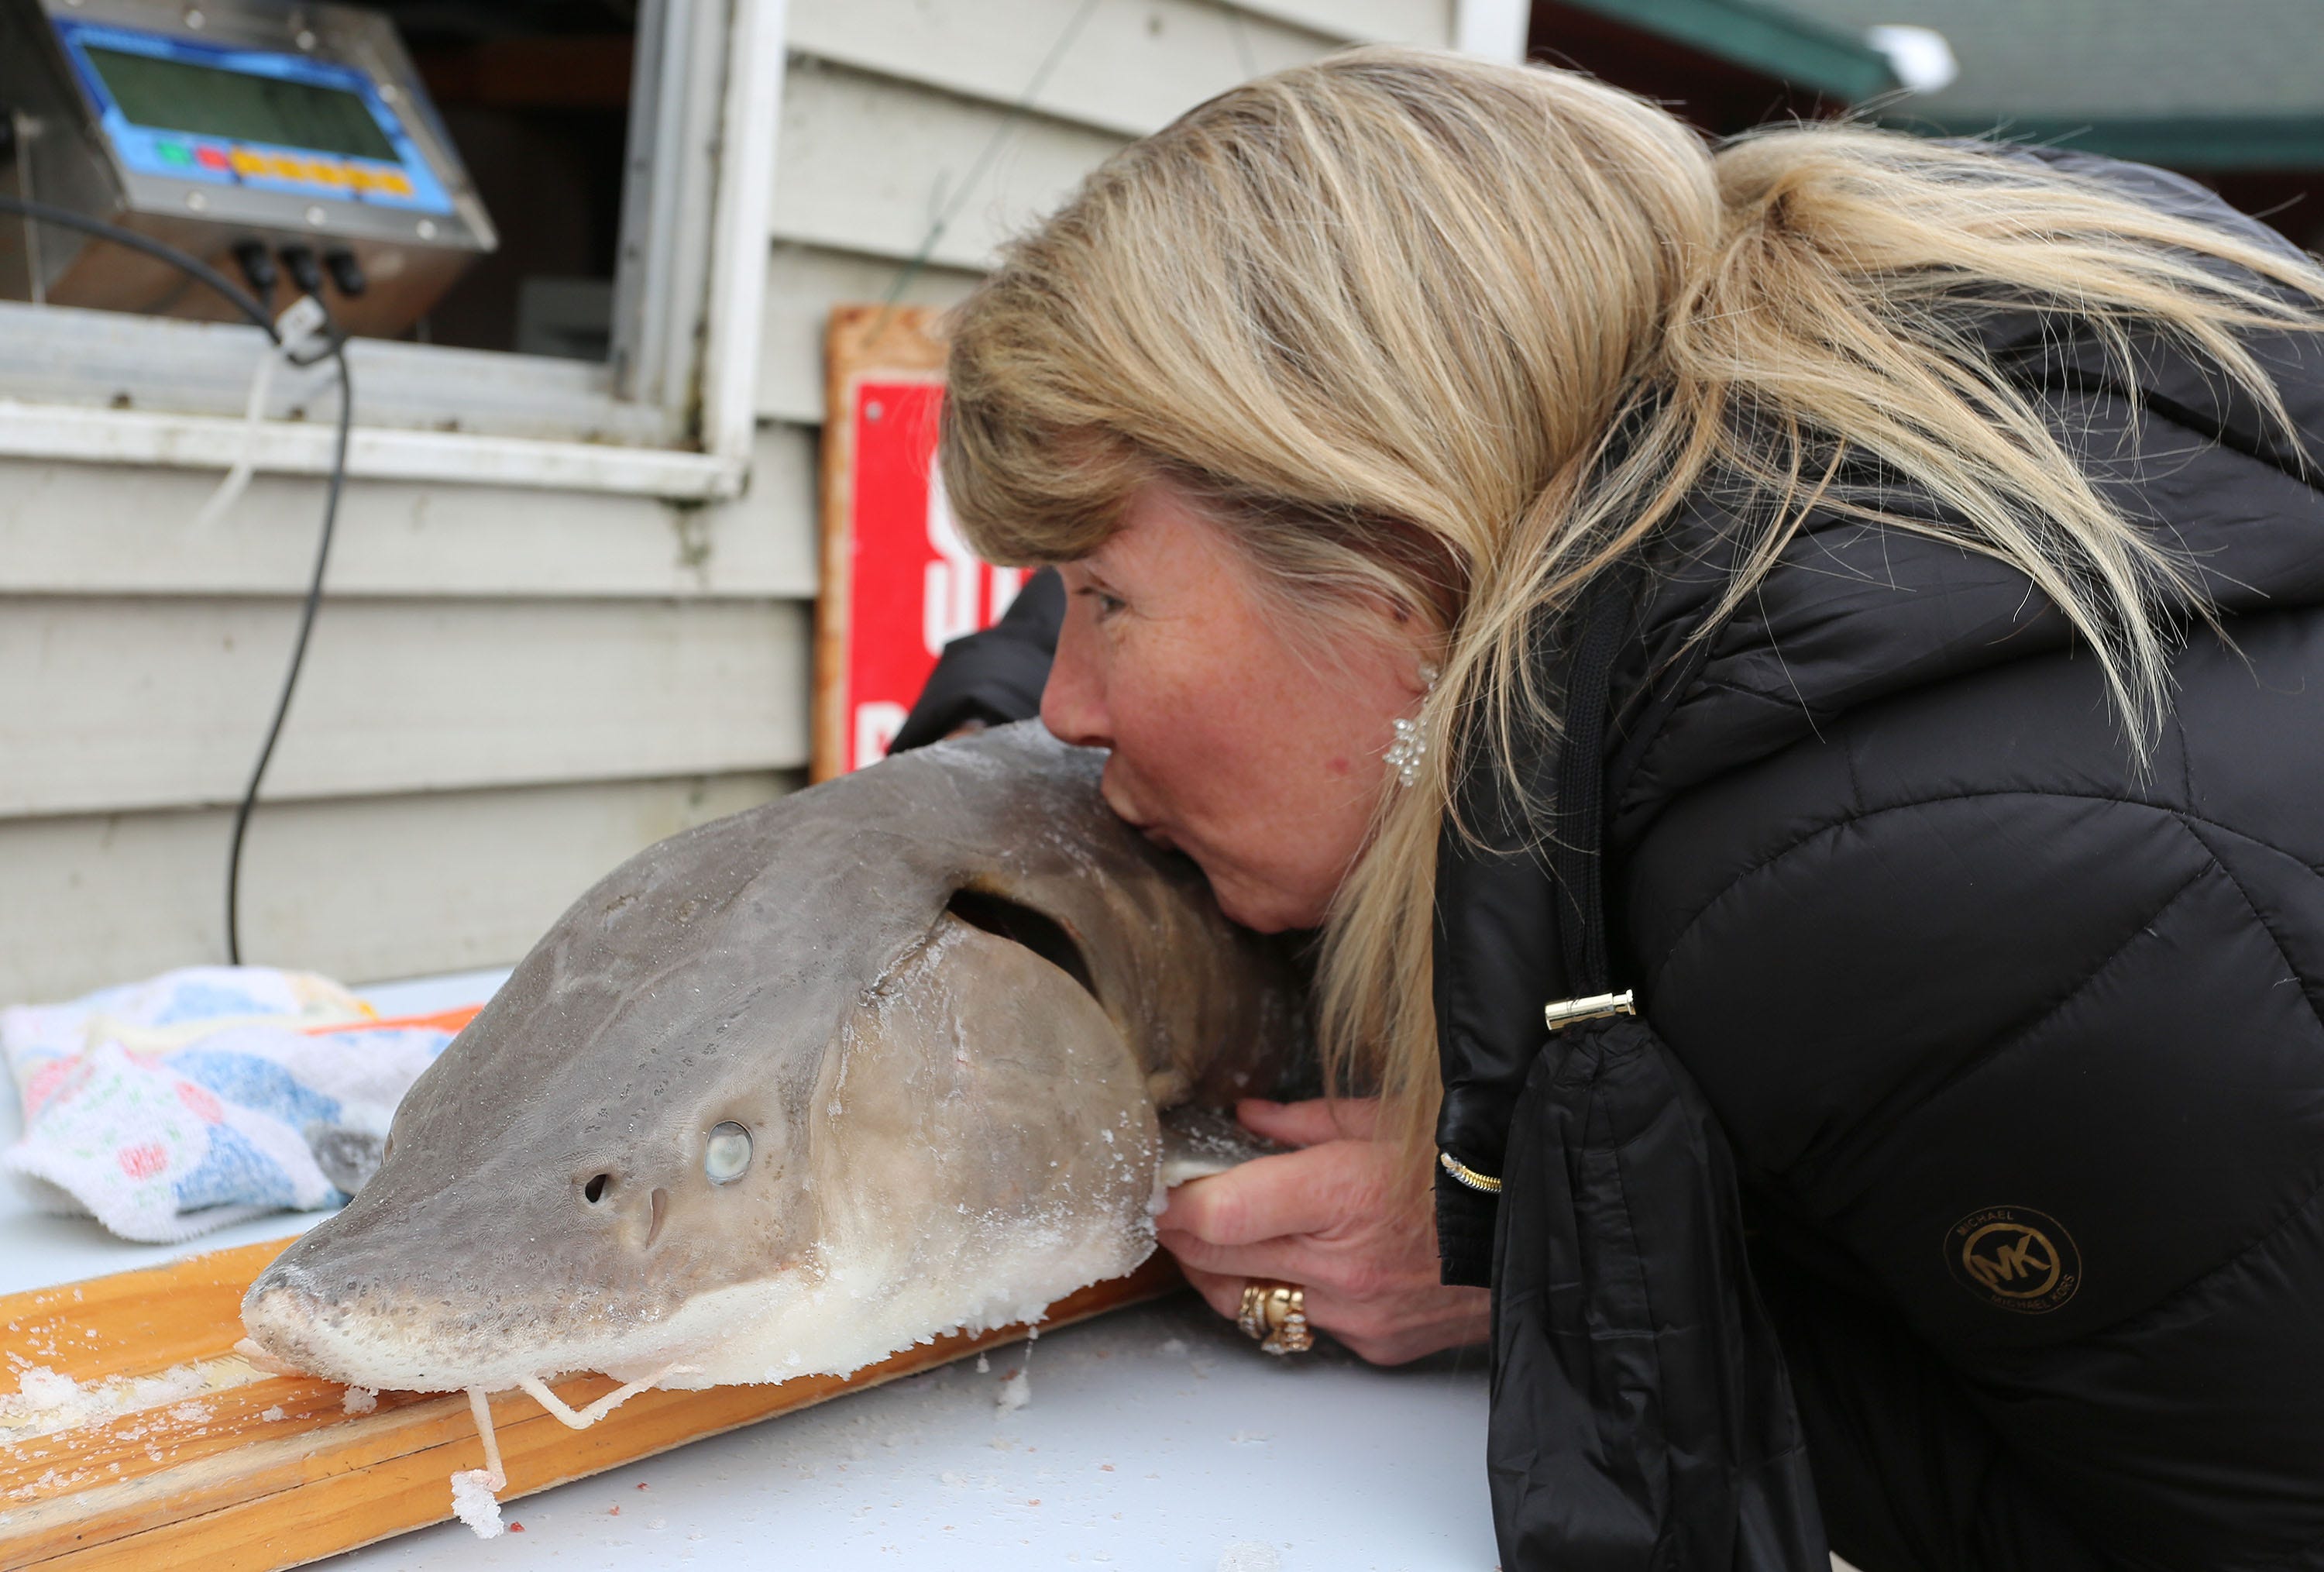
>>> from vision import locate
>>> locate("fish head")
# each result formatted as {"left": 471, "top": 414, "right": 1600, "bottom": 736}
{"left": 242, "top": 725, "right": 1296, "bottom": 1391}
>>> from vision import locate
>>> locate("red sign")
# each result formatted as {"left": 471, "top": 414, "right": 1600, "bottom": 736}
{"left": 840, "top": 379, "right": 1027, "bottom": 772}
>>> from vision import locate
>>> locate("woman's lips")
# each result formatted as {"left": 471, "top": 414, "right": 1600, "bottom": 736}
{"left": 1100, "top": 774, "right": 1177, "bottom": 849}
{"left": 1122, "top": 816, "right": 1176, "bottom": 850}
{"left": 1107, "top": 802, "right": 1176, "bottom": 851}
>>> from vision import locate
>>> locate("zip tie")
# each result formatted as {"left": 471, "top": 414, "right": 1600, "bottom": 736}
{"left": 191, "top": 294, "right": 331, "bottom": 532}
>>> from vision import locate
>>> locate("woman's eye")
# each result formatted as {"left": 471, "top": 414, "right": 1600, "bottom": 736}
{"left": 704, "top": 1122, "right": 752, "bottom": 1184}
{"left": 1075, "top": 586, "right": 1126, "bottom": 621}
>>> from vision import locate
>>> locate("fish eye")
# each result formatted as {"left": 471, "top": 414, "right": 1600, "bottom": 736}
{"left": 704, "top": 1122, "right": 752, "bottom": 1185}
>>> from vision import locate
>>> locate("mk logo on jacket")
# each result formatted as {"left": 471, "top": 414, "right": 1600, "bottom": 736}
{"left": 1947, "top": 1206, "right": 2082, "bottom": 1313}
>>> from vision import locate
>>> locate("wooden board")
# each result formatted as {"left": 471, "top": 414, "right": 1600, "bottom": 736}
{"left": 0, "top": 1237, "right": 1183, "bottom": 1570}
{"left": 813, "top": 303, "right": 1043, "bottom": 781}
{"left": 811, "top": 303, "right": 945, "bottom": 783}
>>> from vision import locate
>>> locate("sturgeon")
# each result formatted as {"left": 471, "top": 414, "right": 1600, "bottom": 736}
{"left": 239, "top": 724, "right": 1302, "bottom": 1398}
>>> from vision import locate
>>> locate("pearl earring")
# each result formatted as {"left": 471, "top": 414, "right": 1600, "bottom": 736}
{"left": 1386, "top": 717, "right": 1427, "bottom": 788}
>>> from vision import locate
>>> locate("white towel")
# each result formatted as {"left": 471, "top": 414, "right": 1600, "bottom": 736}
{"left": 2, "top": 966, "right": 470, "bottom": 1242}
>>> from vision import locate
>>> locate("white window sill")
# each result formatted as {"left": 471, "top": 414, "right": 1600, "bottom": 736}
{"left": 0, "top": 397, "right": 742, "bottom": 497}
{"left": 0, "top": 303, "right": 741, "bottom": 497}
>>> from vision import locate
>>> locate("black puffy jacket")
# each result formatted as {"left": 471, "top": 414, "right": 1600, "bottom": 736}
{"left": 899, "top": 159, "right": 2324, "bottom": 1570}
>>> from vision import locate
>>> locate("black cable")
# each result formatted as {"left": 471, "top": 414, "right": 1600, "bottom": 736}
{"left": 0, "top": 194, "right": 276, "bottom": 338}
{"left": 0, "top": 194, "right": 352, "bottom": 965}
{"left": 223, "top": 327, "right": 349, "bottom": 964}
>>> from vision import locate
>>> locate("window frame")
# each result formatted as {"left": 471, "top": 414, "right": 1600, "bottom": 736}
{"left": 0, "top": 0, "right": 786, "bottom": 500}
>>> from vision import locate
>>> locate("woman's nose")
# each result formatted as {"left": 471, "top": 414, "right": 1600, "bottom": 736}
{"left": 1040, "top": 621, "right": 1112, "bottom": 750}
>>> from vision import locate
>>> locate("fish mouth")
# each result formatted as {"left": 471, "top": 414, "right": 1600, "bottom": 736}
{"left": 239, "top": 1254, "right": 820, "bottom": 1394}
{"left": 238, "top": 1269, "right": 535, "bottom": 1392}
{"left": 240, "top": 1269, "right": 669, "bottom": 1393}
{"left": 239, "top": 1279, "right": 398, "bottom": 1388}
{"left": 239, "top": 1219, "right": 1143, "bottom": 1395}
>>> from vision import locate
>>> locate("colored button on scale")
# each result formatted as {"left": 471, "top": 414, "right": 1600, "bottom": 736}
{"left": 350, "top": 165, "right": 415, "bottom": 198}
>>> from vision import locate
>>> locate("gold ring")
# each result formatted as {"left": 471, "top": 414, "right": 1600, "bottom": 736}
{"left": 1236, "top": 1280, "right": 1314, "bottom": 1355}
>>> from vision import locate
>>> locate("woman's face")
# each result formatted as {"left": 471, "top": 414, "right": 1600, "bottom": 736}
{"left": 1040, "top": 478, "right": 1431, "bottom": 933}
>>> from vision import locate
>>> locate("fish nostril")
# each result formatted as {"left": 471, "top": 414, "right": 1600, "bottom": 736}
{"left": 583, "top": 1173, "right": 612, "bottom": 1205}
{"left": 645, "top": 1188, "right": 669, "bottom": 1249}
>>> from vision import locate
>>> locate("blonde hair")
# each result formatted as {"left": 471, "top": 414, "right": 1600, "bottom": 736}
{"left": 939, "top": 46, "right": 2324, "bottom": 1163}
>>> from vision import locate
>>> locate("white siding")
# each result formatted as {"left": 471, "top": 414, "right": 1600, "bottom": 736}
{"left": 785, "top": 0, "right": 1350, "bottom": 141}
{"left": 772, "top": 62, "right": 1130, "bottom": 273}
{"left": 0, "top": 775, "right": 786, "bottom": 1003}
{"left": 758, "top": 244, "right": 982, "bottom": 425}
{"left": 2, "top": 597, "right": 806, "bottom": 816}
{"left": 0, "top": 0, "right": 1453, "bottom": 1004}
{"left": 0, "top": 425, "right": 817, "bottom": 598}
{"left": 0, "top": 435, "right": 813, "bottom": 996}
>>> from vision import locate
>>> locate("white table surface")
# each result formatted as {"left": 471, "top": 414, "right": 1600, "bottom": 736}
{"left": 3, "top": 968, "right": 1497, "bottom": 1570}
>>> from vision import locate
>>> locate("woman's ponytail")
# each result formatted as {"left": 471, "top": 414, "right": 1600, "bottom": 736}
{"left": 1645, "top": 127, "right": 2324, "bottom": 743}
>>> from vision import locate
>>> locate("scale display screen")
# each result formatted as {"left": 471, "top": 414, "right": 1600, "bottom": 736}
{"left": 54, "top": 18, "right": 455, "bottom": 215}
{"left": 81, "top": 43, "right": 400, "bottom": 163}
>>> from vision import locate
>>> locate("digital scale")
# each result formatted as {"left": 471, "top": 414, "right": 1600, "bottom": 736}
{"left": 1, "top": 0, "right": 495, "bottom": 335}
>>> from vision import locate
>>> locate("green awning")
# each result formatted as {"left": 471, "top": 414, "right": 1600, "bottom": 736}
{"left": 1552, "top": 0, "right": 1899, "bottom": 101}
{"left": 1909, "top": 115, "right": 2324, "bottom": 171}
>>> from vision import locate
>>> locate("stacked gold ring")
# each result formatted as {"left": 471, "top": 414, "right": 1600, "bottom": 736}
{"left": 1237, "top": 1279, "right": 1314, "bottom": 1355}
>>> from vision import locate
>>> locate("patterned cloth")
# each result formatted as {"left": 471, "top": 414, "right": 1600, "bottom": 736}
{"left": 2, "top": 967, "right": 477, "bottom": 1242}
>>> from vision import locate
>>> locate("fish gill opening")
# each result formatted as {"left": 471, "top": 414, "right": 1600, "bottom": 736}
{"left": 944, "top": 889, "right": 1100, "bottom": 1005}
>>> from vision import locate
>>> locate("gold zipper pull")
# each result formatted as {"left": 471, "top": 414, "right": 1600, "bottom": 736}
{"left": 1439, "top": 1150, "right": 1503, "bottom": 1195}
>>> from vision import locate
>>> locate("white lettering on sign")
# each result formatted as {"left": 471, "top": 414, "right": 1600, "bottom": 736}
{"left": 988, "top": 565, "right": 1028, "bottom": 620}
{"left": 923, "top": 466, "right": 983, "bottom": 658}
{"left": 854, "top": 701, "right": 909, "bottom": 766}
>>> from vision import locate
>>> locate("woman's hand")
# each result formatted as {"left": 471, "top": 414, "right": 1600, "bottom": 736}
{"left": 1154, "top": 1097, "right": 1490, "bottom": 1364}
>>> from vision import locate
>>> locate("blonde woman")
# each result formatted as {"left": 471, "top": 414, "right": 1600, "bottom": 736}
{"left": 896, "top": 48, "right": 2324, "bottom": 1571}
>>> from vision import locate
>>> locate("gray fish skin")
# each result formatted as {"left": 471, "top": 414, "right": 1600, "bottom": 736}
{"left": 240, "top": 724, "right": 1302, "bottom": 1393}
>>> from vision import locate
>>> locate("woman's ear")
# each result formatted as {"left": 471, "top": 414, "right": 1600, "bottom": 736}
{"left": 1394, "top": 639, "right": 1445, "bottom": 701}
